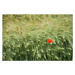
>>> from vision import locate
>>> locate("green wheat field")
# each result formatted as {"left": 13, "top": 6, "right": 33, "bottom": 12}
{"left": 2, "top": 14, "right": 73, "bottom": 61}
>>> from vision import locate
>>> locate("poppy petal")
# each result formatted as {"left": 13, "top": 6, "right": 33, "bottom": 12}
{"left": 48, "top": 39, "right": 53, "bottom": 43}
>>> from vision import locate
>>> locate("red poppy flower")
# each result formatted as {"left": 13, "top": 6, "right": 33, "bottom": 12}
{"left": 48, "top": 39, "right": 53, "bottom": 43}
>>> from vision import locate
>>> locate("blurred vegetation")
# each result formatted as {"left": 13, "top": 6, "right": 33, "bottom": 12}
{"left": 2, "top": 14, "right": 73, "bottom": 61}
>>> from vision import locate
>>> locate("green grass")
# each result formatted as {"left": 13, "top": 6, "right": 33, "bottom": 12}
{"left": 2, "top": 14, "right": 73, "bottom": 61}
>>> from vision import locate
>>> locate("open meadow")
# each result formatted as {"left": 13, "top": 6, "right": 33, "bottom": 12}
{"left": 2, "top": 14, "right": 73, "bottom": 61}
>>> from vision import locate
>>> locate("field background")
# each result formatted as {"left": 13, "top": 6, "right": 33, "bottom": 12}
{"left": 2, "top": 14, "right": 73, "bottom": 61}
